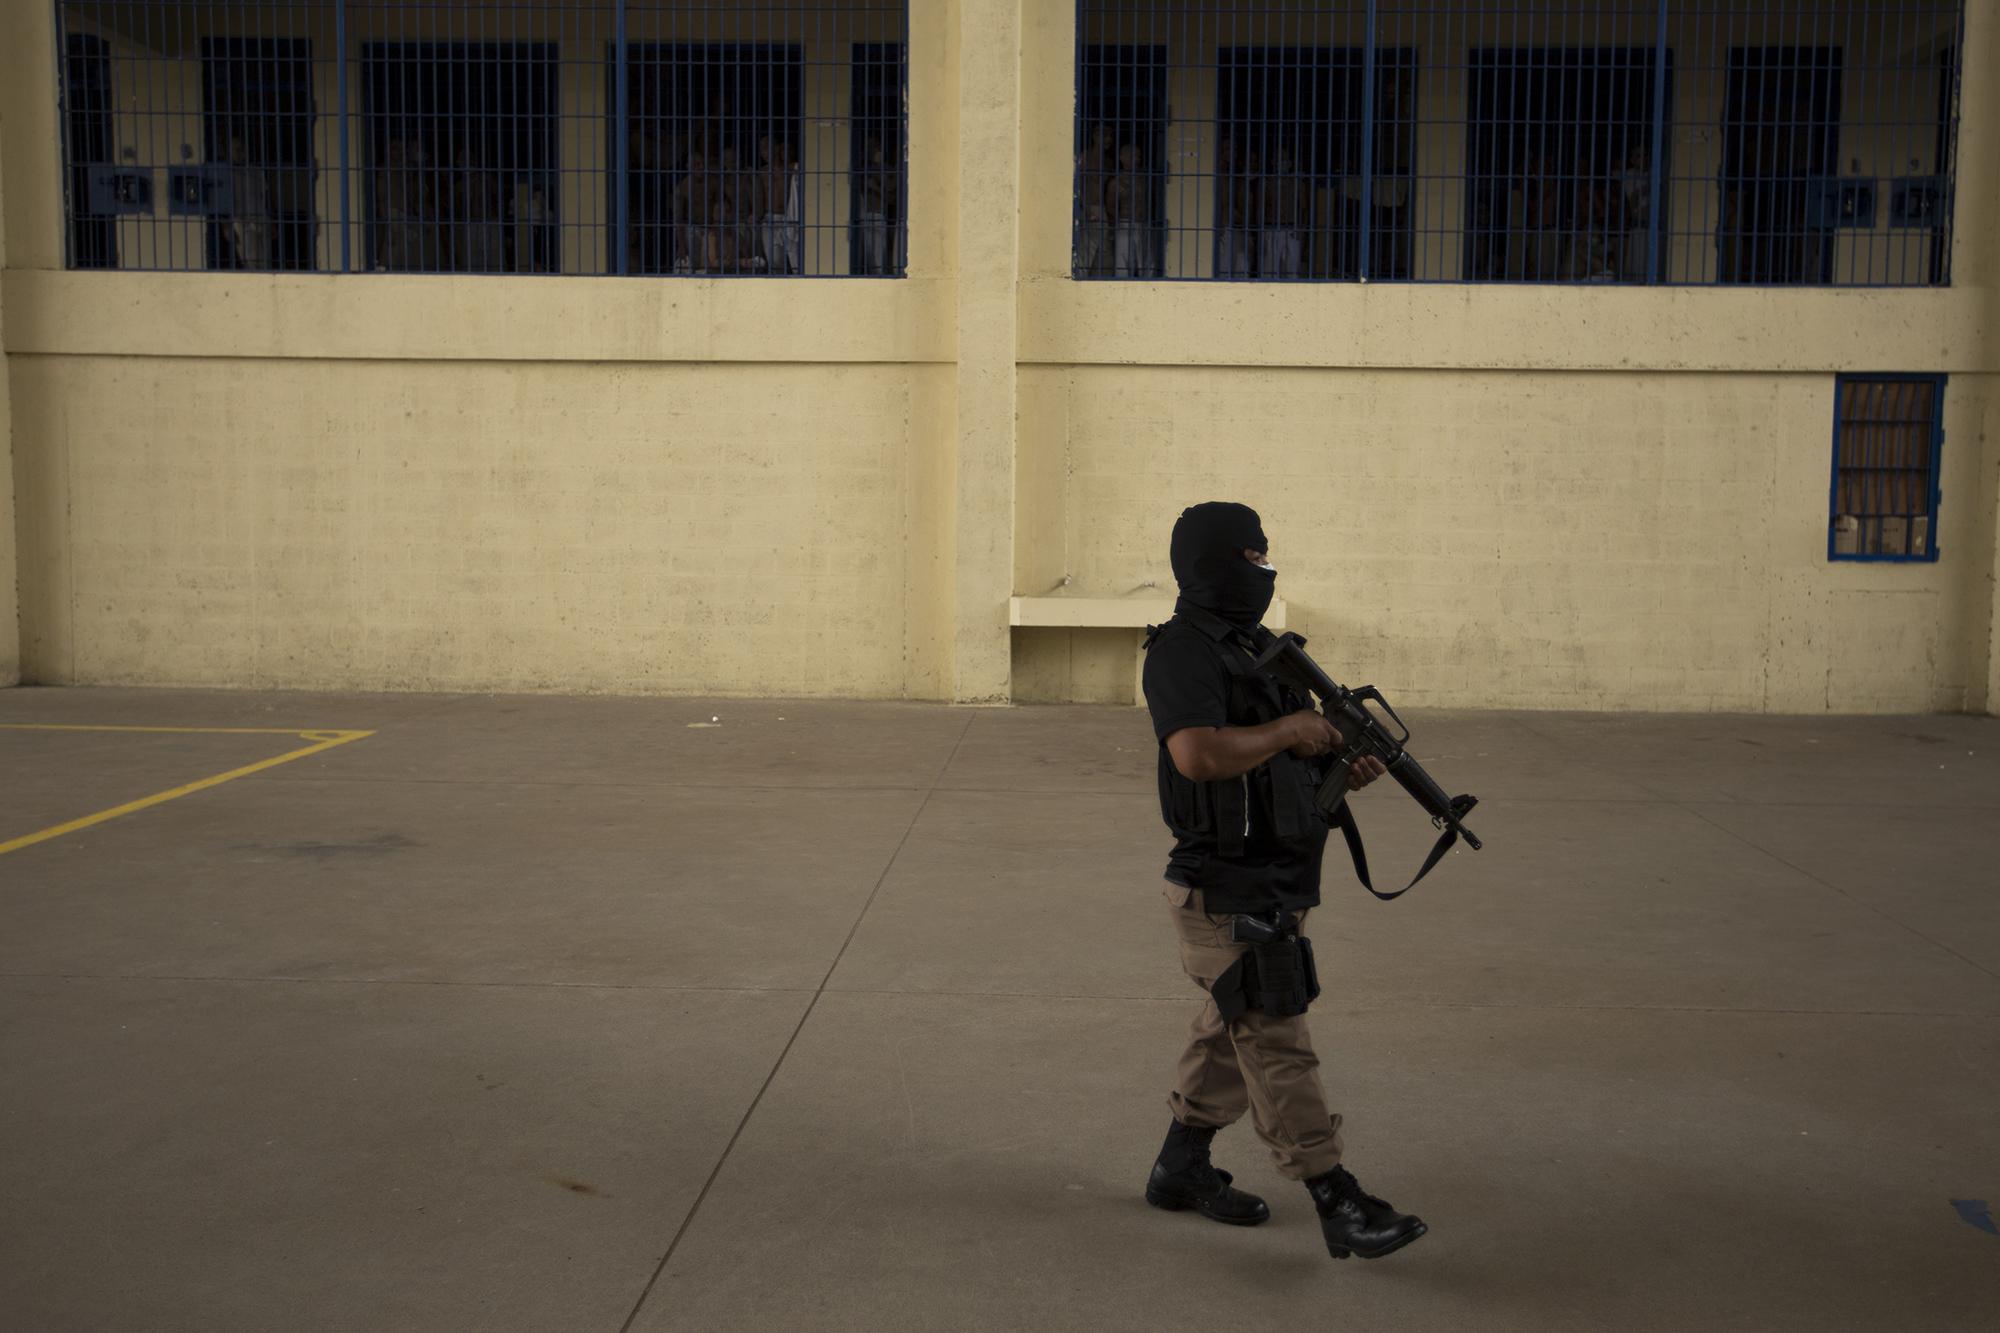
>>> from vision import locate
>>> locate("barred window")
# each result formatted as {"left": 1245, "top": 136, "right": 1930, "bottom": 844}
{"left": 1830, "top": 376, "right": 1944, "bottom": 563}
{"left": 1073, "top": 1, "right": 1963, "bottom": 285}
{"left": 360, "top": 38, "right": 561, "bottom": 275}
{"left": 52, "top": 1, "right": 908, "bottom": 276}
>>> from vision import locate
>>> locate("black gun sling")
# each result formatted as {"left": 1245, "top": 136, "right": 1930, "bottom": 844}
{"left": 1251, "top": 631, "right": 1463, "bottom": 903}
{"left": 1328, "top": 802, "right": 1461, "bottom": 903}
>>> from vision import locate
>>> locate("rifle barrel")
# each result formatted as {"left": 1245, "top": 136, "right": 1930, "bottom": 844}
{"left": 1388, "top": 752, "right": 1451, "bottom": 816}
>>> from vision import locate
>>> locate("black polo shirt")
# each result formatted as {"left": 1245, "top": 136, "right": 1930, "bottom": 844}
{"left": 1142, "top": 607, "right": 1326, "bottom": 914}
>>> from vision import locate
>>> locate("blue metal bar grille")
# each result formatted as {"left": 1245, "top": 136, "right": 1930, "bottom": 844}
{"left": 1074, "top": 1, "right": 1964, "bottom": 284}
{"left": 52, "top": 1, "right": 909, "bottom": 276}
{"left": 1829, "top": 374, "right": 1944, "bottom": 561}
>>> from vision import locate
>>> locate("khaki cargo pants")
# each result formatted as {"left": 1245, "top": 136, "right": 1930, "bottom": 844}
{"left": 1164, "top": 880, "right": 1344, "bottom": 1181}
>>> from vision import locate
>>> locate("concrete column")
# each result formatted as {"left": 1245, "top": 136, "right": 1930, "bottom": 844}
{"left": 0, "top": 0, "right": 58, "bottom": 686}
{"left": 1986, "top": 374, "right": 2000, "bottom": 716}
{"left": 0, "top": 124, "right": 15, "bottom": 686}
{"left": 951, "top": 0, "right": 1021, "bottom": 703}
{"left": 0, "top": 0, "right": 55, "bottom": 687}
{"left": 1987, "top": 390, "right": 2000, "bottom": 717}
{"left": 0, "top": 2, "right": 60, "bottom": 272}
{"left": 1958, "top": 3, "right": 2000, "bottom": 715}
{"left": 899, "top": 3, "right": 960, "bottom": 700}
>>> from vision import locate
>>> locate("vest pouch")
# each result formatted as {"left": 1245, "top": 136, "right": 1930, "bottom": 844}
{"left": 1220, "top": 648, "right": 1318, "bottom": 850}
{"left": 1260, "top": 751, "right": 1321, "bottom": 844}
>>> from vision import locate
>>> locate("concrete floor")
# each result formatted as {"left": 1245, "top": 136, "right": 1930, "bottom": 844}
{"left": 1, "top": 688, "right": 1997, "bottom": 1332}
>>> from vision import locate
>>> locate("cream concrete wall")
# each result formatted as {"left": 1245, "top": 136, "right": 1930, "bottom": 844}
{"left": 1010, "top": 1, "right": 1999, "bottom": 713}
{"left": 1987, "top": 387, "right": 2000, "bottom": 714}
{"left": 1, "top": 125, "right": 17, "bottom": 686}
{"left": 1015, "top": 364, "right": 1996, "bottom": 711}
{"left": 2, "top": 0, "right": 975, "bottom": 699}
{"left": 9, "top": 356, "right": 934, "bottom": 694}
{"left": 6, "top": 1, "right": 1999, "bottom": 712}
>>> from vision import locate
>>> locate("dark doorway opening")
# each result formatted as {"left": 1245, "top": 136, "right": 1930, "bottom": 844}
{"left": 201, "top": 37, "right": 317, "bottom": 271}
{"left": 1929, "top": 45, "right": 1957, "bottom": 286}
{"left": 618, "top": 43, "right": 804, "bottom": 274}
{"left": 361, "top": 42, "right": 560, "bottom": 274}
{"left": 63, "top": 33, "right": 117, "bottom": 269}
{"left": 1215, "top": 46, "right": 1419, "bottom": 280}
{"left": 1465, "top": 46, "right": 1670, "bottom": 282}
{"left": 1077, "top": 44, "right": 1168, "bottom": 278}
{"left": 1720, "top": 46, "right": 1843, "bottom": 285}
{"left": 849, "top": 43, "right": 905, "bottom": 276}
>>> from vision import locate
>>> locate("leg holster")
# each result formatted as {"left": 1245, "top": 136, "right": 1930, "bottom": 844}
{"left": 1209, "top": 916, "right": 1321, "bottom": 1024}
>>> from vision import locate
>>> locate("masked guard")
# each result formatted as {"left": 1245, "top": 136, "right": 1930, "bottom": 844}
{"left": 1140, "top": 501, "right": 1428, "bottom": 1262}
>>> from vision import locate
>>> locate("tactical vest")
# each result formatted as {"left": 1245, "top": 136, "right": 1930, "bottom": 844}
{"left": 1145, "top": 620, "right": 1324, "bottom": 859}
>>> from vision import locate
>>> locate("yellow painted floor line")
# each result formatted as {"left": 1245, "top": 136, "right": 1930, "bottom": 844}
{"left": 0, "top": 724, "right": 353, "bottom": 736}
{"left": 0, "top": 727, "right": 376, "bottom": 858}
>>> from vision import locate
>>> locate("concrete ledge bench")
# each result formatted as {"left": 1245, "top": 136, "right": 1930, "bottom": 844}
{"left": 1009, "top": 595, "right": 1289, "bottom": 703}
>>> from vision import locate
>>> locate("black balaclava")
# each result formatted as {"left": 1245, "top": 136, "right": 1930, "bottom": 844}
{"left": 1170, "top": 501, "right": 1275, "bottom": 629}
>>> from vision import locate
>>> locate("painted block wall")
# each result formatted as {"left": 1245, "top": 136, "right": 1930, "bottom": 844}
{"left": 9, "top": 357, "right": 928, "bottom": 696}
{"left": 0, "top": 151, "right": 14, "bottom": 687}
{"left": 5, "top": 2, "right": 1999, "bottom": 712}
{"left": 1012, "top": 365, "right": 1997, "bottom": 712}
{"left": 1988, "top": 389, "right": 2000, "bottom": 712}
{"left": 0, "top": 385, "right": 12, "bottom": 683}
{"left": 1014, "top": 1, "right": 2000, "bottom": 714}
{"left": 0, "top": 349, "right": 14, "bottom": 685}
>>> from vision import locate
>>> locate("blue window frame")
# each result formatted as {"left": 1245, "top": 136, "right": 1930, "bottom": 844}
{"left": 1828, "top": 374, "right": 1944, "bottom": 562}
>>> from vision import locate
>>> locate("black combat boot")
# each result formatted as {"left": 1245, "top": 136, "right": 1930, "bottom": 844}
{"left": 1144, "top": 1120, "right": 1270, "bottom": 1226}
{"left": 1304, "top": 1165, "right": 1427, "bottom": 1259}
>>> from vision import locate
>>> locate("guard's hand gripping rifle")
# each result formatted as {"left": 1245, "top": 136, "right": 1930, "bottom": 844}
{"left": 1251, "top": 631, "right": 1482, "bottom": 900}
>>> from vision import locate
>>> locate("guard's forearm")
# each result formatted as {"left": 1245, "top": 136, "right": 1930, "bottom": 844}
{"left": 1188, "top": 721, "right": 1295, "bottom": 783}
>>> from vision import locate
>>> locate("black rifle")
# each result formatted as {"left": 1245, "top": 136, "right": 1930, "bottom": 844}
{"left": 1250, "top": 631, "right": 1483, "bottom": 900}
